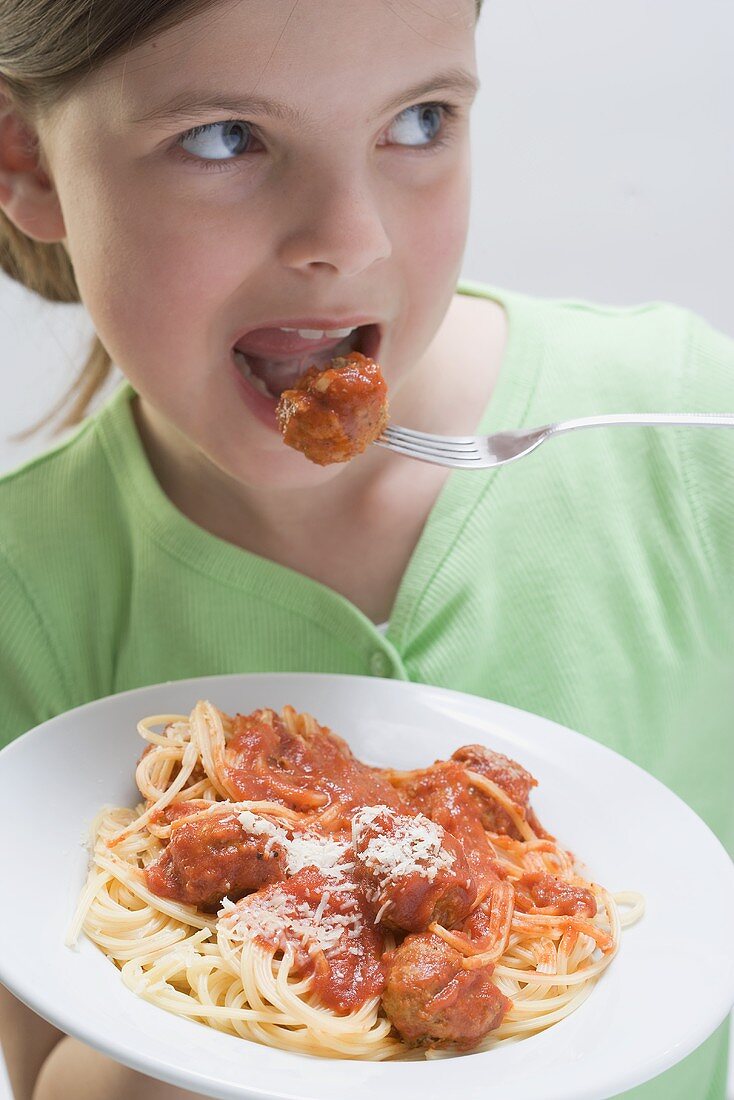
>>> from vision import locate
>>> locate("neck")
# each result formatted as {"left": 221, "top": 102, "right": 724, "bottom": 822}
{"left": 133, "top": 390, "right": 397, "bottom": 539}
{"left": 131, "top": 292, "right": 507, "bottom": 621}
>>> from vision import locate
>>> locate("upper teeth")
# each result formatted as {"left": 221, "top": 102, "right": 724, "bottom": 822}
{"left": 280, "top": 326, "right": 356, "bottom": 340}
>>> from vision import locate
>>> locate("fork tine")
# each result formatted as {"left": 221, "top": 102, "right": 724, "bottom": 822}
{"left": 378, "top": 431, "right": 481, "bottom": 460}
{"left": 377, "top": 431, "right": 484, "bottom": 459}
{"left": 379, "top": 424, "right": 483, "bottom": 457}
{"left": 381, "top": 424, "right": 477, "bottom": 447}
{"left": 373, "top": 438, "right": 484, "bottom": 468}
{"left": 377, "top": 422, "right": 487, "bottom": 466}
{"left": 380, "top": 427, "right": 479, "bottom": 457}
{"left": 382, "top": 434, "right": 480, "bottom": 459}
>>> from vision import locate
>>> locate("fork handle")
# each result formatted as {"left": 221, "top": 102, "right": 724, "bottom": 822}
{"left": 550, "top": 412, "right": 734, "bottom": 435}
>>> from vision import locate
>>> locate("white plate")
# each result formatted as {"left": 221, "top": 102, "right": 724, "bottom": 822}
{"left": 1, "top": 673, "right": 733, "bottom": 1100}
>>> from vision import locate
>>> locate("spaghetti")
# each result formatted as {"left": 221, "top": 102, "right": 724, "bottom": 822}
{"left": 69, "top": 700, "right": 643, "bottom": 1060}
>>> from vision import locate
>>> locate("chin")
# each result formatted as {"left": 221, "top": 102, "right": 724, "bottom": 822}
{"left": 218, "top": 437, "right": 351, "bottom": 492}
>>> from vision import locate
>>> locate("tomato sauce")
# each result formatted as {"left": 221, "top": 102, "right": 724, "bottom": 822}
{"left": 276, "top": 352, "right": 389, "bottom": 465}
{"left": 352, "top": 806, "right": 477, "bottom": 932}
{"left": 516, "top": 871, "right": 597, "bottom": 917}
{"left": 399, "top": 762, "right": 503, "bottom": 896}
{"left": 224, "top": 708, "right": 404, "bottom": 824}
{"left": 221, "top": 866, "right": 386, "bottom": 1013}
{"left": 140, "top": 712, "right": 595, "bottom": 1043}
{"left": 451, "top": 744, "right": 549, "bottom": 838}
{"left": 145, "top": 808, "right": 286, "bottom": 909}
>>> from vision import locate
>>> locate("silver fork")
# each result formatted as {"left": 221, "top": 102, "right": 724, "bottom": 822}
{"left": 374, "top": 413, "right": 734, "bottom": 469}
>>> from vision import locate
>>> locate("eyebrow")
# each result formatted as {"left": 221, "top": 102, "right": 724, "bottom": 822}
{"left": 131, "top": 67, "right": 480, "bottom": 127}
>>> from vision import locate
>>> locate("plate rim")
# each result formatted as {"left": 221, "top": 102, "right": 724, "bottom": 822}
{"left": 1, "top": 671, "right": 733, "bottom": 1100}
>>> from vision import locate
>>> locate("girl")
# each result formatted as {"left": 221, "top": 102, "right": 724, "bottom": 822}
{"left": 0, "top": 1, "right": 731, "bottom": 1097}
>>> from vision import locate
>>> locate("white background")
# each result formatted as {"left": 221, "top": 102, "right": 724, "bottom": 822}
{"left": 0, "top": 1, "right": 731, "bottom": 1096}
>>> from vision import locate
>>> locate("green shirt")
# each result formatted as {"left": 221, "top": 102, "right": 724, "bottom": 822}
{"left": 1, "top": 282, "right": 732, "bottom": 1098}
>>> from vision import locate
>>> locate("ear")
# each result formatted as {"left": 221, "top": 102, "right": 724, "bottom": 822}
{"left": 0, "top": 89, "right": 66, "bottom": 243}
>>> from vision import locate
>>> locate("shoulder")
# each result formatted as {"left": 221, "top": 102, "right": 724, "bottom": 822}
{"left": 458, "top": 282, "right": 733, "bottom": 410}
{"left": 0, "top": 383, "right": 133, "bottom": 557}
{"left": 517, "top": 292, "right": 711, "bottom": 410}
{"left": 542, "top": 293, "right": 732, "bottom": 373}
{"left": 679, "top": 309, "right": 734, "bottom": 405}
{"left": 464, "top": 285, "right": 734, "bottom": 563}
{"left": 674, "top": 313, "right": 734, "bottom": 574}
{"left": 0, "top": 386, "right": 136, "bottom": 742}
{"left": 518, "top": 293, "right": 734, "bottom": 581}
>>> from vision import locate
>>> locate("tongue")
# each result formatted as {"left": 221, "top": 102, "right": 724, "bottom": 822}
{"left": 246, "top": 346, "right": 345, "bottom": 396}
{"left": 235, "top": 328, "right": 347, "bottom": 357}
{"left": 236, "top": 327, "right": 361, "bottom": 398}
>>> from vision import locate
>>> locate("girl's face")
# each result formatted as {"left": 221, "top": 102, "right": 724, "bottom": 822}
{"left": 38, "top": 0, "right": 478, "bottom": 488}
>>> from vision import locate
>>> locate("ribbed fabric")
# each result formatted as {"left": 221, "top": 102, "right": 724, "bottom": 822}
{"left": 1, "top": 282, "right": 732, "bottom": 1097}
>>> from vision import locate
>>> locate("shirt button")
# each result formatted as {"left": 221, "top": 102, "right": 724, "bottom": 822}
{"left": 370, "top": 651, "right": 391, "bottom": 677}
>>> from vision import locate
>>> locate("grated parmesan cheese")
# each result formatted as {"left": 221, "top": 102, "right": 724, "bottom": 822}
{"left": 237, "top": 810, "right": 288, "bottom": 856}
{"left": 284, "top": 833, "right": 350, "bottom": 878}
{"left": 352, "top": 805, "right": 455, "bottom": 891}
{"left": 236, "top": 808, "right": 351, "bottom": 879}
{"left": 219, "top": 810, "right": 369, "bottom": 959}
{"left": 220, "top": 884, "right": 365, "bottom": 959}
{"left": 220, "top": 805, "right": 459, "bottom": 955}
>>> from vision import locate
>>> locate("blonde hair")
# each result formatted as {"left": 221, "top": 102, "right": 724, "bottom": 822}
{"left": 0, "top": 0, "right": 485, "bottom": 436}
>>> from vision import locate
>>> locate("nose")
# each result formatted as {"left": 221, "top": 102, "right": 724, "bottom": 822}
{"left": 276, "top": 170, "right": 392, "bottom": 277}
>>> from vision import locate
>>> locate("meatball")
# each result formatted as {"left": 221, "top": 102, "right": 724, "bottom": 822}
{"left": 145, "top": 809, "right": 286, "bottom": 910}
{"left": 451, "top": 744, "right": 547, "bottom": 837}
{"left": 398, "top": 761, "right": 504, "bottom": 892}
{"left": 352, "top": 806, "right": 476, "bottom": 932}
{"left": 276, "top": 351, "right": 388, "bottom": 464}
{"left": 382, "top": 932, "right": 510, "bottom": 1050}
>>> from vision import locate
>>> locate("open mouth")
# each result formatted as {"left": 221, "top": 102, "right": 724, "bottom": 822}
{"left": 233, "top": 323, "right": 381, "bottom": 401}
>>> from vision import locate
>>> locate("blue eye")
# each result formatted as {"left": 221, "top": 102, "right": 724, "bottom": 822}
{"left": 385, "top": 103, "right": 446, "bottom": 147}
{"left": 174, "top": 100, "right": 456, "bottom": 171}
{"left": 177, "top": 120, "right": 255, "bottom": 161}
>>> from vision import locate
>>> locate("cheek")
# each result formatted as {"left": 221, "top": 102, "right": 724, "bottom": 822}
{"left": 392, "top": 162, "right": 471, "bottom": 348}
{"left": 408, "top": 163, "right": 471, "bottom": 277}
{"left": 66, "top": 172, "right": 268, "bottom": 373}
